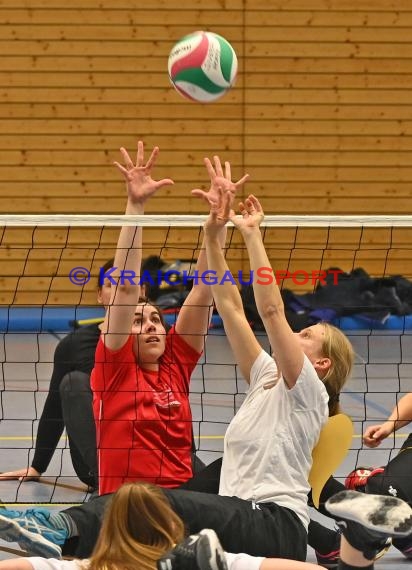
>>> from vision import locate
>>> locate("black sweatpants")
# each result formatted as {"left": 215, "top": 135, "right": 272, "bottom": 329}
{"left": 366, "top": 433, "right": 412, "bottom": 502}
{"left": 63, "top": 457, "right": 306, "bottom": 560}
{"left": 307, "top": 475, "right": 345, "bottom": 553}
{"left": 63, "top": 457, "right": 223, "bottom": 558}
{"left": 366, "top": 433, "right": 412, "bottom": 552}
{"left": 59, "top": 371, "right": 97, "bottom": 489}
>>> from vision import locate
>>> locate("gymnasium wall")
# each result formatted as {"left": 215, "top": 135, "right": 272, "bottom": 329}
{"left": 1, "top": 0, "right": 412, "bottom": 305}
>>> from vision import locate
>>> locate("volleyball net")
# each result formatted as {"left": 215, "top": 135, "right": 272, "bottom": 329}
{"left": 0, "top": 214, "right": 412, "bottom": 504}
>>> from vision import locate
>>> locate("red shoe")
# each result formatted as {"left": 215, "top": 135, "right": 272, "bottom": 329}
{"left": 345, "top": 467, "right": 384, "bottom": 490}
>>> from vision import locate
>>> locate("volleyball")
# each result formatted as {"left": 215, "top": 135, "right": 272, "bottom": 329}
{"left": 168, "top": 31, "right": 238, "bottom": 103}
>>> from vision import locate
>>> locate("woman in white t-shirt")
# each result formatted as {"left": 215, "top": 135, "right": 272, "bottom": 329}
{"left": 161, "top": 170, "right": 355, "bottom": 560}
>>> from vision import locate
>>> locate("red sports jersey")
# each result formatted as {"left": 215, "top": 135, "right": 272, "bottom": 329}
{"left": 91, "top": 326, "right": 201, "bottom": 495}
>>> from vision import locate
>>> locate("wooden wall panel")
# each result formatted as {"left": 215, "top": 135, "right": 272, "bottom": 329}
{"left": 1, "top": 0, "right": 412, "bottom": 304}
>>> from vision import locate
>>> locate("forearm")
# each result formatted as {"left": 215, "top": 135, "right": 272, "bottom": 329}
{"left": 189, "top": 228, "right": 227, "bottom": 303}
{"left": 0, "top": 559, "right": 34, "bottom": 570}
{"left": 175, "top": 228, "right": 228, "bottom": 350}
{"left": 242, "top": 228, "right": 284, "bottom": 317}
{"left": 205, "top": 235, "right": 244, "bottom": 316}
{"left": 384, "top": 393, "right": 412, "bottom": 431}
{"left": 114, "top": 201, "right": 143, "bottom": 272}
{"left": 110, "top": 200, "right": 144, "bottom": 304}
{"left": 102, "top": 200, "right": 144, "bottom": 343}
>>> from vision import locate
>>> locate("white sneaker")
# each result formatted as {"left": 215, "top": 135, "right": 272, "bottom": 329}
{"left": 325, "top": 490, "right": 412, "bottom": 560}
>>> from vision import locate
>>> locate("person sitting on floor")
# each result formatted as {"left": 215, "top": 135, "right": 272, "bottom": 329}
{"left": 0, "top": 487, "right": 411, "bottom": 570}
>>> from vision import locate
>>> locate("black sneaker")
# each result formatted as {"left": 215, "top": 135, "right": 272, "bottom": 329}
{"left": 157, "top": 528, "right": 227, "bottom": 570}
{"left": 325, "top": 490, "right": 412, "bottom": 560}
{"left": 315, "top": 539, "right": 391, "bottom": 569}
{"left": 315, "top": 548, "right": 340, "bottom": 569}
{"left": 398, "top": 541, "right": 412, "bottom": 559}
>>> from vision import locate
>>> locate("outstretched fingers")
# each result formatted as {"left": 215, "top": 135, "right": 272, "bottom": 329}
{"left": 229, "top": 194, "right": 264, "bottom": 230}
{"left": 114, "top": 141, "right": 174, "bottom": 205}
{"left": 242, "top": 194, "right": 263, "bottom": 214}
{"left": 194, "top": 156, "right": 249, "bottom": 218}
{"left": 204, "top": 156, "right": 248, "bottom": 188}
{"left": 144, "top": 145, "right": 160, "bottom": 170}
{"left": 191, "top": 188, "right": 217, "bottom": 207}
{"left": 120, "top": 146, "right": 134, "bottom": 169}
{"left": 234, "top": 173, "right": 250, "bottom": 188}
{"left": 117, "top": 141, "right": 161, "bottom": 172}
{"left": 136, "top": 140, "right": 144, "bottom": 166}
{"left": 204, "top": 157, "right": 217, "bottom": 180}
{"left": 219, "top": 188, "right": 233, "bottom": 220}
{"left": 213, "top": 155, "right": 224, "bottom": 177}
{"left": 154, "top": 177, "right": 174, "bottom": 189}
{"left": 237, "top": 197, "right": 255, "bottom": 217}
{"left": 113, "top": 161, "right": 129, "bottom": 176}
{"left": 224, "top": 160, "right": 231, "bottom": 181}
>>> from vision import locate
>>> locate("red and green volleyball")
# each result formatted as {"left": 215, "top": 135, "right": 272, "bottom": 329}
{"left": 168, "top": 31, "right": 238, "bottom": 103}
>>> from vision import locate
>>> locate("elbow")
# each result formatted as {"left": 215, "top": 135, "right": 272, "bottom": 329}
{"left": 111, "top": 282, "right": 140, "bottom": 301}
{"left": 215, "top": 298, "right": 242, "bottom": 319}
{"left": 259, "top": 302, "right": 284, "bottom": 320}
{"left": 117, "top": 283, "right": 138, "bottom": 295}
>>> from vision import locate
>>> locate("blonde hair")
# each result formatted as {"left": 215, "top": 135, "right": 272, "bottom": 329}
{"left": 88, "top": 482, "right": 185, "bottom": 570}
{"left": 319, "top": 323, "right": 355, "bottom": 417}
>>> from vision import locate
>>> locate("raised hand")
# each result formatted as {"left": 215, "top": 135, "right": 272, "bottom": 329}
{"left": 114, "top": 141, "right": 174, "bottom": 205}
{"left": 230, "top": 194, "right": 264, "bottom": 235}
{"left": 192, "top": 155, "right": 249, "bottom": 220}
{"left": 203, "top": 186, "right": 233, "bottom": 239}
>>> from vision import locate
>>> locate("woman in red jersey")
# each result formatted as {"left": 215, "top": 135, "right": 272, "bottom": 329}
{"left": 92, "top": 141, "right": 248, "bottom": 496}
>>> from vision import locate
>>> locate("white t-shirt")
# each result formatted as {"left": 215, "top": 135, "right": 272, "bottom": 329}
{"left": 25, "top": 554, "right": 262, "bottom": 570}
{"left": 219, "top": 350, "right": 329, "bottom": 530}
{"left": 24, "top": 560, "right": 86, "bottom": 570}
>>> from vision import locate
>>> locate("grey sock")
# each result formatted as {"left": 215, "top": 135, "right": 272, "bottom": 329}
{"left": 49, "top": 513, "right": 78, "bottom": 538}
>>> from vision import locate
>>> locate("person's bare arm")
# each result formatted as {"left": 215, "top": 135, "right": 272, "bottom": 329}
{"left": 363, "top": 392, "right": 412, "bottom": 448}
{"left": 232, "top": 196, "right": 304, "bottom": 388}
{"left": 102, "top": 142, "right": 173, "bottom": 351}
{"left": 176, "top": 156, "right": 248, "bottom": 353}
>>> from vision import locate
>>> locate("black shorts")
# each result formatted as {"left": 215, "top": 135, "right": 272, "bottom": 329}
{"left": 163, "top": 488, "right": 307, "bottom": 560}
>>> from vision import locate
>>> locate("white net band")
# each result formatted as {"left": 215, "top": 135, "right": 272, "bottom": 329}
{"left": 1, "top": 214, "right": 412, "bottom": 227}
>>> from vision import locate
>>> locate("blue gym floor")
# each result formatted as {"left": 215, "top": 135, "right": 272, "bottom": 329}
{"left": 0, "top": 330, "right": 411, "bottom": 567}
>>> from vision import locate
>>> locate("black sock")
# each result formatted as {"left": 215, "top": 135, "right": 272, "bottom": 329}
{"left": 338, "top": 562, "right": 373, "bottom": 570}
{"left": 308, "top": 519, "right": 340, "bottom": 553}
